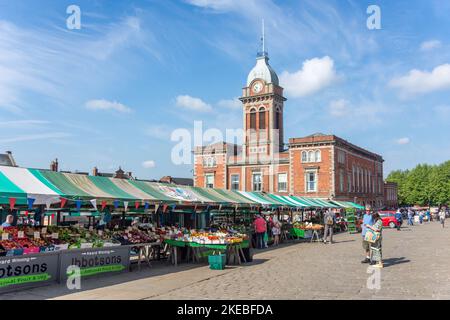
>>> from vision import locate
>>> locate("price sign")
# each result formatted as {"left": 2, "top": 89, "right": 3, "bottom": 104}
{"left": 18, "top": 231, "right": 25, "bottom": 239}
{"left": 89, "top": 226, "right": 93, "bottom": 231}
{"left": 98, "top": 230, "right": 103, "bottom": 236}
{"left": 151, "top": 227, "right": 156, "bottom": 232}
{"left": 51, "top": 233, "right": 59, "bottom": 239}
{"left": 33, "top": 232, "right": 40, "bottom": 239}
{"left": 1, "top": 233, "right": 9, "bottom": 240}
{"left": 41, "top": 227, "right": 47, "bottom": 235}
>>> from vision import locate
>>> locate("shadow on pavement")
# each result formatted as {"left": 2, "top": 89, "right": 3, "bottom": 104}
{"left": 383, "top": 257, "right": 410, "bottom": 268}
{"left": 332, "top": 240, "right": 356, "bottom": 244}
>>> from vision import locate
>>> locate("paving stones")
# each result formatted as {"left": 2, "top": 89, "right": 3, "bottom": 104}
{"left": 2, "top": 222, "right": 449, "bottom": 300}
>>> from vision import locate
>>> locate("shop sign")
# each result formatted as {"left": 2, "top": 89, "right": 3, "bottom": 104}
{"left": 59, "top": 246, "right": 130, "bottom": 281}
{"left": 0, "top": 253, "right": 59, "bottom": 293}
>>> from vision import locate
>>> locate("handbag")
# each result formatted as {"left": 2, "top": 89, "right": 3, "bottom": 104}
{"left": 364, "top": 229, "right": 380, "bottom": 243}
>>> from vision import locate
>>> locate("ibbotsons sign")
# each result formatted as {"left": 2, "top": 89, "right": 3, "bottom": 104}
{"left": 59, "top": 246, "right": 130, "bottom": 281}
{"left": 0, "top": 253, "right": 59, "bottom": 293}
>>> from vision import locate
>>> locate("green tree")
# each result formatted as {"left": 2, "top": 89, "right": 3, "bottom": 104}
{"left": 387, "top": 161, "right": 450, "bottom": 207}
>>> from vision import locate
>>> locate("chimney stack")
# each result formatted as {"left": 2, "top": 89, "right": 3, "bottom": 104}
{"left": 50, "top": 158, "right": 59, "bottom": 172}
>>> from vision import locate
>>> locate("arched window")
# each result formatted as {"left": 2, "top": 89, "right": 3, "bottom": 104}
{"left": 275, "top": 110, "right": 280, "bottom": 130}
{"left": 315, "top": 150, "right": 321, "bottom": 162}
{"left": 249, "top": 108, "right": 256, "bottom": 129}
{"left": 301, "top": 151, "right": 307, "bottom": 162}
{"left": 308, "top": 151, "right": 314, "bottom": 162}
{"left": 259, "top": 107, "right": 266, "bottom": 129}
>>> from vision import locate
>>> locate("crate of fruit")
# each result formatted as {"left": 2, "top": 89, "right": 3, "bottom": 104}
{"left": 0, "top": 240, "right": 23, "bottom": 256}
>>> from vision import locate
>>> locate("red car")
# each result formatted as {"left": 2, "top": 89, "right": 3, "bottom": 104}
{"left": 379, "top": 211, "right": 401, "bottom": 228}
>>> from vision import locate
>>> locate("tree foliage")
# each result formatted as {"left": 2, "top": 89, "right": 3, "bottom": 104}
{"left": 386, "top": 161, "right": 450, "bottom": 206}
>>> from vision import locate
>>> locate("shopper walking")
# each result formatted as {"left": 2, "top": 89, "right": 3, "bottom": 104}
{"left": 419, "top": 211, "right": 424, "bottom": 224}
{"left": 361, "top": 210, "right": 374, "bottom": 264}
{"left": 426, "top": 210, "right": 431, "bottom": 223}
{"left": 366, "top": 213, "right": 383, "bottom": 268}
{"left": 323, "top": 209, "right": 336, "bottom": 244}
{"left": 272, "top": 216, "right": 281, "bottom": 246}
{"left": 407, "top": 209, "right": 414, "bottom": 226}
{"left": 253, "top": 215, "right": 267, "bottom": 249}
{"left": 439, "top": 210, "right": 446, "bottom": 228}
{"left": 395, "top": 209, "right": 403, "bottom": 231}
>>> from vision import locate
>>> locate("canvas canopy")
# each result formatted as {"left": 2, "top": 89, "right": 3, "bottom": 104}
{"left": 0, "top": 165, "right": 356, "bottom": 210}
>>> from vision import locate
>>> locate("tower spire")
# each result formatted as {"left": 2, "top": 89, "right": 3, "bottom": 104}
{"left": 262, "top": 19, "right": 265, "bottom": 54}
{"left": 258, "top": 19, "right": 268, "bottom": 58}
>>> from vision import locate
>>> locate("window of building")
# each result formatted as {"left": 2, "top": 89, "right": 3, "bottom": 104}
{"left": 249, "top": 109, "right": 256, "bottom": 130}
{"left": 339, "top": 169, "right": 344, "bottom": 193}
{"left": 352, "top": 166, "right": 356, "bottom": 192}
{"left": 338, "top": 150, "right": 346, "bottom": 164}
{"left": 308, "top": 151, "right": 314, "bottom": 162}
{"left": 252, "top": 173, "right": 262, "bottom": 192}
{"left": 275, "top": 110, "right": 280, "bottom": 130}
{"left": 305, "top": 171, "right": 317, "bottom": 192}
{"left": 347, "top": 172, "right": 352, "bottom": 192}
{"left": 205, "top": 174, "right": 214, "bottom": 188}
{"left": 278, "top": 173, "right": 287, "bottom": 192}
{"left": 301, "top": 151, "right": 307, "bottom": 162}
{"left": 259, "top": 107, "right": 266, "bottom": 130}
{"left": 315, "top": 150, "right": 321, "bottom": 162}
{"left": 203, "top": 157, "right": 216, "bottom": 168}
{"left": 230, "top": 174, "right": 239, "bottom": 191}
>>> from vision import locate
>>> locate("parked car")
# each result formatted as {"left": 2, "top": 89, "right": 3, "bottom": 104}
{"left": 379, "top": 211, "right": 401, "bottom": 228}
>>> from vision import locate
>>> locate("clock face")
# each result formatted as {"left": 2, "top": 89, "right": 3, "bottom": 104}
{"left": 253, "top": 82, "right": 263, "bottom": 93}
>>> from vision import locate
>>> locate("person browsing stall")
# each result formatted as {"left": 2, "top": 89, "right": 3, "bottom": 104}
{"left": 1, "top": 215, "right": 14, "bottom": 227}
{"left": 361, "top": 210, "right": 374, "bottom": 264}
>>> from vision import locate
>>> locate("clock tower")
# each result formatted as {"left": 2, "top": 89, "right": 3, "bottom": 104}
{"left": 240, "top": 23, "right": 286, "bottom": 163}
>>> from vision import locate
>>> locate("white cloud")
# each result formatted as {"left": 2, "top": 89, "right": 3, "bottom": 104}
{"left": 396, "top": 137, "right": 410, "bottom": 145}
{"left": 176, "top": 95, "right": 212, "bottom": 112}
{"left": 142, "top": 160, "right": 156, "bottom": 169}
{"left": 185, "top": 0, "right": 239, "bottom": 10}
{"left": 0, "top": 132, "right": 71, "bottom": 144}
{"left": 217, "top": 98, "right": 241, "bottom": 109}
{"left": 329, "top": 99, "right": 350, "bottom": 117}
{"left": 420, "top": 40, "right": 442, "bottom": 51}
{"left": 145, "top": 125, "right": 172, "bottom": 140}
{"left": 0, "top": 120, "right": 50, "bottom": 127}
{"left": 280, "top": 56, "right": 339, "bottom": 98}
{"left": 85, "top": 99, "right": 132, "bottom": 113}
{"left": 389, "top": 64, "right": 450, "bottom": 97}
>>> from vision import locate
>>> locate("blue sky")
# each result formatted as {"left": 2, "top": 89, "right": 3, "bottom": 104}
{"left": 0, "top": 0, "right": 449, "bottom": 179}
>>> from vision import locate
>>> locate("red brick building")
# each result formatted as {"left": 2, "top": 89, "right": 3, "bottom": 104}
{"left": 193, "top": 44, "right": 386, "bottom": 209}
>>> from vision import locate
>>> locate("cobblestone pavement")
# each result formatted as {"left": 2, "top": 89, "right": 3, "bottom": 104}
{"left": 3, "top": 221, "right": 450, "bottom": 300}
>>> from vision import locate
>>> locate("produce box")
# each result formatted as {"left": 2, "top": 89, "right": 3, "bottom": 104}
{"left": 6, "top": 248, "right": 24, "bottom": 256}
{"left": 208, "top": 253, "right": 226, "bottom": 270}
{"left": 23, "top": 247, "right": 40, "bottom": 255}
{"left": 80, "top": 242, "right": 93, "bottom": 249}
{"left": 103, "top": 242, "right": 121, "bottom": 247}
{"left": 40, "top": 245, "right": 55, "bottom": 253}
{"left": 54, "top": 244, "right": 69, "bottom": 251}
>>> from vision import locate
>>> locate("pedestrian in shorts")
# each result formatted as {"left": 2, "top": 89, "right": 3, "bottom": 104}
{"left": 361, "top": 210, "right": 374, "bottom": 264}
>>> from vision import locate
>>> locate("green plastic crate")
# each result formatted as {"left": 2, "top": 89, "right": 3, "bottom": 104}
{"left": 208, "top": 254, "right": 226, "bottom": 270}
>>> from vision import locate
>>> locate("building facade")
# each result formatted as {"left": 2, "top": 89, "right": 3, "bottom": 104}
{"left": 193, "top": 42, "right": 386, "bottom": 208}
